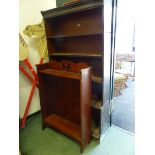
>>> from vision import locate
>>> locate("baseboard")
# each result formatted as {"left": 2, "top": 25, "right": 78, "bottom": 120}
{"left": 112, "top": 125, "right": 135, "bottom": 136}
{"left": 19, "top": 110, "right": 41, "bottom": 122}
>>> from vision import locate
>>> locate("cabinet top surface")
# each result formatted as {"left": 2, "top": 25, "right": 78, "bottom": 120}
{"left": 41, "top": 0, "right": 103, "bottom": 19}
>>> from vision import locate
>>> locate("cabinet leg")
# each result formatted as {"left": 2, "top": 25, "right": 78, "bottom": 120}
{"left": 42, "top": 123, "right": 46, "bottom": 130}
{"left": 80, "top": 142, "right": 84, "bottom": 153}
{"left": 88, "top": 138, "right": 91, "bottom": 144}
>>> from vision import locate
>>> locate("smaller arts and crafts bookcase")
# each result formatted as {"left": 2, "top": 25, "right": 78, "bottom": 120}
{"left": 36, "top": 60, "right": 92, "bottom": 152}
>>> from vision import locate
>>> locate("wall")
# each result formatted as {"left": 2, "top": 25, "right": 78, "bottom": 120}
{"left": 19, "top": 0, "right": 56, "bottom": 118}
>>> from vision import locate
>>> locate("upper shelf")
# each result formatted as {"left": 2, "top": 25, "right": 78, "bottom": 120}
{"left": 47, "top": 32, "right": 103, "bottom": 39}
{"left": 92, "top": 100, "right": 102, "bottom": 109}
{"left": 41, "top": 0, "right": 103, "bottom": 19}
{"left": 49, "top": 53, "right": 102, "bottom": 58}
{"left": 92, "top": 76, "right": 102, "bottom": 83}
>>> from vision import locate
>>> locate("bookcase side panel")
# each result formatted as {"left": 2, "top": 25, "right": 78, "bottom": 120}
{"left": 80, "top": 68, "right": 92, "bottom": 145}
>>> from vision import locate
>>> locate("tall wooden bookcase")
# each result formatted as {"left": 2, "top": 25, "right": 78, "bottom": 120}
{"left": 39, "top": 0, "right": 112, "bottom": 147}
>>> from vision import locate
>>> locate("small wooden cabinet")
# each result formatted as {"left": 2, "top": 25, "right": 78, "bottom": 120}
{"left": 36, "top": 60, "right": 92, "bottom": 152}
{"left": 37, "top": 0, "right": 112, "bottom": 152}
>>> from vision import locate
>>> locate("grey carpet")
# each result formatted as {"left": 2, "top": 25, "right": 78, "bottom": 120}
{"left": 112, "top": 79, "right": 135, "bottom": 133}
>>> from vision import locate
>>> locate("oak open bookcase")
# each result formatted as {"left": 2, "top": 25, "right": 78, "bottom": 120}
{"left": 36, "top": 60, "right": 92, "bottom": 152}
{"left": 37, "top": 0, "right": 111, "bottom": 153}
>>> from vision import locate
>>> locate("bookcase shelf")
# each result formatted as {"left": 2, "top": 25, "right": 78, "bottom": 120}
{"left": 44, "top": 114, "right": 81, "bottom": 142}
{"left": 92, "top": 100, "right": 102, "bottom": 109}
{"left": 92, "top": 76, "right": 103, "bottom": 84}
{"left": 47, "top": 32, "right": 103, "bottom": 39}
{"left": 91, "top": 126, "right": 100, "bottom": 139}
{"left": 49, "top": 53, "right": 102, "bottom": 58}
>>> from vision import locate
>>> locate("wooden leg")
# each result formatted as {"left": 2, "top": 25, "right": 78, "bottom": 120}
{"left": 80, "top": 142, "right": 84, "bottom": 153}
{"left": 87, "top": 138, "right": 91, "bottom": 144}
{"left": 42, "top": 123, "right": 46, "bottom": 130}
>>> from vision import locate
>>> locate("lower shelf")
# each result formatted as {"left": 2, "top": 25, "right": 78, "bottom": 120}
{"left": 44, "top": 114, "right": 81, "bottom": 142}
{"left": 91, "top": 126, "right": 100, "bottom": 139}
{"left": 92, "top": 76, "right": 102, "bottom": 84}
{"left": 92, "top": 100, "right": 102, "bottom": 109}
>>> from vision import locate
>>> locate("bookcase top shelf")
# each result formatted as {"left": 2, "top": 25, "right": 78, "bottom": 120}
{"left": 47, "top": 32, "right": 103, "bottom": 39}
{"left": 41, "top": 0, "right": 103, "bottom": 19}
{"left": 49, "top": 53, "right": 102, "bottom": 58}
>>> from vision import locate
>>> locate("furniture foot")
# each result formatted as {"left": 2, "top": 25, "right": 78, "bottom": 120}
{"left": 80, "top": 142, "right": 84, "bottom": 153}
{"left": 42, "top": 123, "right": 46, "bottom": 130}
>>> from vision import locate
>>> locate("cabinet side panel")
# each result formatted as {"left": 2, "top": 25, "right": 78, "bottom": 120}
{"left": 103, "top": 32, "right": 111, "bottom": 104}
{"left": 100, "top": 0, "right": 112, "bottom": 136}
{"left": 37, "top": 64, "right": 51, "bottom": 120}
{"left": 103, "top": 0, "right": 112, "bottom": 104}
{"left": 80, "top": 68, "right": 92, "bottom": 145}
{"left": 100, "top": 100, "right": 110, "bottom": 136}
{"left": 37, "top": 73, "right": 50, "bottom": 119}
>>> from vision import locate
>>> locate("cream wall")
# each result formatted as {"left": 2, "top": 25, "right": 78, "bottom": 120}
{"left": 19, "top": 0, "right": 56, "bottom": 118}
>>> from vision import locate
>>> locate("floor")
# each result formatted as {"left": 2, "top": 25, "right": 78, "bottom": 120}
{"left": 112, "top": 79, "right": 135, "bottom": 133}
{"left": 19, "top": 113, "right": 135, "bottom": 155}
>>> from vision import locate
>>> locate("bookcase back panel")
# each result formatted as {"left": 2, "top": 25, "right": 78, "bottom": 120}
{"left": 92, "top": 108, "right": 101, "bottom": 128}
{"left": 46, "top": 39, "right": 56, "bottom": 53}
{"left": 43, "top": 75, "right": 81, "bottom": 124}
{"left": 45, "top": 7, "right": 103, "bottom": 36}
{"left": 48, "top": 35, "right": 103, "bottom": 55}
{"left": 38, "top": 74, "right": 52, "bottom": 118}
{"left": 51, "top": 57, "right": 103, "bottom": 77}
{"left": 92, "top": 83, "right": 103, "bottom": 100}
